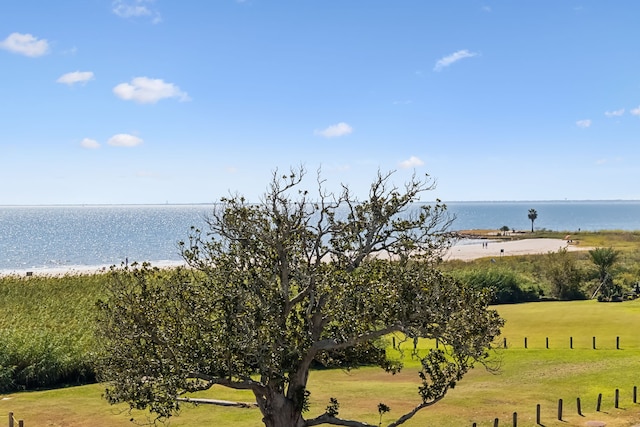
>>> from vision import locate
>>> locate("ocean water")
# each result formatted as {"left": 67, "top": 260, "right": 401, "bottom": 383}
{"left": 0, "top": 205, "right": 212, "bottom": 273}
{"left": 447, "top": 200, "right": 640, "bottom": 232}
{"left": 1, "top": 201, "right": 639, "bottom": 273}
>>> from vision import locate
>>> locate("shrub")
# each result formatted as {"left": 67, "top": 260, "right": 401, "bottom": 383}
{"left": 540, "top": 249, "right": 587, "bottom": 300}
{"left": 450, "top": 268, "right": 539, "bottom": 304}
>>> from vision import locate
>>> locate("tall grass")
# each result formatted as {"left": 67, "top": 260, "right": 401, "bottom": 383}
{"left": 0, "top": 274, "right": 106, "bottom": 391}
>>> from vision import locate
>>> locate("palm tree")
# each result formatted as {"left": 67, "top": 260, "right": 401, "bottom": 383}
{"left": 527, "top": 209, "right": 538, "bottom": 233}
{"left": 589, "top": 247, "right": 619, "bottom": 283}
{"left": 589, "top": 247, "right": 621, "bottom": 300}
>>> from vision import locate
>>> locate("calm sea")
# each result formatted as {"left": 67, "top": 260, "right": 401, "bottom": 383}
{"left": 1, "top": 201, "right": 639, "bottom": 273}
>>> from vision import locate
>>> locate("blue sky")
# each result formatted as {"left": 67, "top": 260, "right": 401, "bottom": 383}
{"left": 2, "top": 1, "right": 640, "bottom": 204}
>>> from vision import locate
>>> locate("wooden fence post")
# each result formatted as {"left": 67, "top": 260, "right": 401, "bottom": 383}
{"left": 512, "top": 412, "right": 517, "bottom": 427}
{"left": 615, "top": 389, "right": 619, "bottom": 408}
{"left": 503, "top": 337, "right": 507, "bottom": 349}
{"left": 616, "top": 336, "right": 620, "bottom": 350}
{"left": 558, "top": 399, "right": 563, "bottom": 420}
{"left": 634, "top": 385, "right": 637, "bottom": 403}
{"left": 577, "top": 397, "right": 582, "bottom": 416}
{"left": 546, "top": 337, "right": 549, "bottom": 349}
{"left": 524, "top": 337, "right": 527, "bottom": 349}
{"left": 493, "top": 418, "right": 499, "bottom": 427}
{"left": 536, "top": 404, "right": 541, "bottom": 424}
{"left": 593, "top": 336, "right": 596, "bottom": 349}
{"left": 597, "top": 393, "right": 602, "bottom": 411}
{"left": 570, "top": 336, "right": 573, "bottom": 349}
{"left": 7, "top": 413, "right": 23, "bottom": 427}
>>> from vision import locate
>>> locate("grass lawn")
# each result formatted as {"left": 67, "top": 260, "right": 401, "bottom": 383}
{"left": 3, "top": 299, "right": 640, "bottom": 426}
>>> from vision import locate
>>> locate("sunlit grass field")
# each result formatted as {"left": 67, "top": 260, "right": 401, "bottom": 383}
{"left": 3, "top": 299, "right": 640, "bottom": 426}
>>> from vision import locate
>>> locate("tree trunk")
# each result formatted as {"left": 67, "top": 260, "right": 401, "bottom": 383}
{"left": 258, "top": 392, "right": 305, "bottom": 427}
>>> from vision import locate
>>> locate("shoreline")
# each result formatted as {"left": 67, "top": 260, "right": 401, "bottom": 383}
{"left": 0, "top": 238, "right": 592, "bottom": 277}
{"left": 0, "top": 260, "right": 187, "bottom": 277}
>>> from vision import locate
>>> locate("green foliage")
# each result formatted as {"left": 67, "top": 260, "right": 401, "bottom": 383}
{"left": 95, "top": 168, "right": 503, "bottom": 427}
{"left": 311, "top": 340, "right": 388, "bottom": 370}
{"left": 325, "top": 397, "right": 339, "bottom": 417}
{"left": 540, "top": 248, "right": 586, "bottom": 300}
{"left": 377, "top": 402, "right": 390, "bottom": 426}
{"left": 0, "top": 274, "right": 105, "bottom": 391}
{"left": 450, "top": 267, "right": 540, "bottom": 304}
{"left": 589, "top": 247, "right": 620, "bottom": 281}
{"left": 589, "top": 247, "right": 622, "bottom": 301}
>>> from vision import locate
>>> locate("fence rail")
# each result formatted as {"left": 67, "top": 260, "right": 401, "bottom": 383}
{"left": 501, "top": 335, "right": 623, "bottom": 350}
{"left": 470, "top": 385, "right": 638, "bottom": 426}
{"left": 8, "top": 412, "right": 24, "bottom": 427}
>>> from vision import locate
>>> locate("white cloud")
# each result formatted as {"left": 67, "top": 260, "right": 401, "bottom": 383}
{"left": 113, "top": 77, "right": 190, "bottom": 104}
{"left": 108, "top": 134, "right": 143, "bottom": 147}
{"left": 57, "top": 71, "right": 94, "bottom": 86}
{"left": 604, "top": 108, "right": 624, "bottom": 118}
{"left": 0, "top": 32, "right": 49, "bottom": 57}
{"left": 112, "top": 0, "right": 161, "bottom": 23}
{"left": 315, "top": 122, "right": 353, "bottom": 138}
{"left": 433, "top": 50, "right": 478, "bottom": 71}
{"left": 80, "top": 138, "right": 100, "bottom": 149}
{"left": 631, "top": 106, "right": 640, "bottom": 117}
{"left": 399, "top": 156, "right": 425, "bottom": 169}
{"left": 576, "top": 119, "right": 592, "bottom": 128}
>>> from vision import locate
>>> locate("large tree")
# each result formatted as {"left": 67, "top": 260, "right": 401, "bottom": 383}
{"left": 96, "top": 168, "right": 503, "bottom": 427}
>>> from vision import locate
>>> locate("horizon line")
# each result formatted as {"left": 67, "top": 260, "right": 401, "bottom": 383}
{"left": 2, "top": 199, "right": 640, "bottom": 208}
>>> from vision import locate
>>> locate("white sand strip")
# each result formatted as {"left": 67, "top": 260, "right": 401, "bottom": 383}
{"left": 445, "top": 238, "right": 591, "bottom": 261}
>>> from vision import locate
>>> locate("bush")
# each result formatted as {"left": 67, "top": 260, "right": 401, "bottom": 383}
{"left": 540, "top": 249, "right": 587, "bottom": 300}
{"left": 451, "top": 268, "right": 540, "bottom": 304}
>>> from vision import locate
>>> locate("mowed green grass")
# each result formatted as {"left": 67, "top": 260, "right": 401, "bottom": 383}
{"left": 3, "top": 299, "right": 640, "bottom": 426}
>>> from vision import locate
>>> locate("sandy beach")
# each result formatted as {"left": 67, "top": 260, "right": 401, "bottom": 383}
{"left": 0, "top": 260, "right": 187, "bottom": 278}
{"left": 445, "top": 238, "right": 590, "bottom": 261}
{"left": 0, "top": 239, "right": 590, "bottom": 277}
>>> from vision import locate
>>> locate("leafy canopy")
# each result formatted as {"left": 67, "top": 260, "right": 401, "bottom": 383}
{"left": 96, "top": 168, "right": 503, "bottom": 427}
